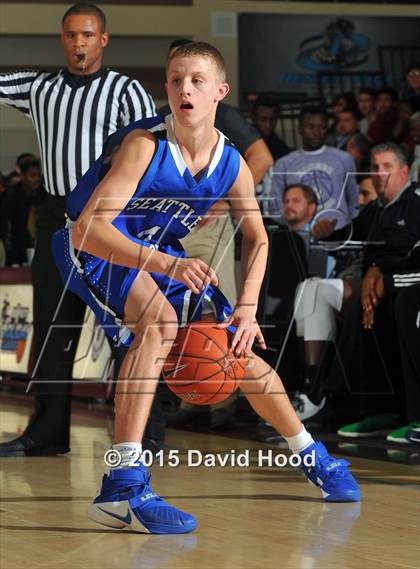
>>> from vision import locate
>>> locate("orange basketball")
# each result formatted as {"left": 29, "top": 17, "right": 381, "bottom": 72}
{"left": 163, "top": 321, "right": 247, "bottom": 406}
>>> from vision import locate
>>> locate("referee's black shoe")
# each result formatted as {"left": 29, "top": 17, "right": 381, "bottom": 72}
{"left": 0, "top": 435, "right": 70, "bottom": 457}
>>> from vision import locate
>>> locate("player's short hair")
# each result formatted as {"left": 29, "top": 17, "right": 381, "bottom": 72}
{"left": 62, "top": 3, "right": 106, "bottom": 32}
{"left": 251, "top": 97, "right": 280, "bottom": 117}
{"left": 169, "top": 38, "right": 192, "bottom": 54}
{"left": 371, "top": 142, "right": 409, "bottom": 167}
{"left": 283, "top": 183, "right": 318, "bottom": 206}
{"left": 298, "top": 106, "right": 328, "bottom": 125}
{"left": 20, "top": 158, "right": 41, "bottom": 174}
{"left": 167, "top": 41, "right": 226, "bottom": 82}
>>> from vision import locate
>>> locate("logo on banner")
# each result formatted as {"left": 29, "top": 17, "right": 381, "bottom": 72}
{"left": 297, "top": 18, "right": 370, "bottom": 71}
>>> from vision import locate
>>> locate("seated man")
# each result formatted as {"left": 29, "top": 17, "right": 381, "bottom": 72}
{"left": 357, "top": 175, "right": 377, "bottom": 209}
{"left": 339, "top": 242, "right": 420, "bottom": 444}
{"left": 281, "top": 183, "right": 318, "bottom": 233}
{"left": 357, "top": 88, "right": 377, "bottom": 136}
{"left": 53, "top": 42, "right": 360, "bottom": 534}
{"left": 367, "top": 87, "right": 398, "bottom": 145}
{"left": 294, "top": 143, "right": 420, "bottom": 423}
{"left": 327, "top": 108, "right": 360, "bottom": 151}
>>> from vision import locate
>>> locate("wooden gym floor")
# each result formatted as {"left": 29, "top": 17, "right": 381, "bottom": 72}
{"left": 0, "top": 395, "right": 419, "bottom": 569}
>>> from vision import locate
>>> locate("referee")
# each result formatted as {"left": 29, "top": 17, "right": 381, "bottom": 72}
{"left": 0, "top": 3, "right": 155, "bottom": 456}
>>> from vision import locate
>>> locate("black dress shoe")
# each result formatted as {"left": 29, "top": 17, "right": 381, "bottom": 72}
{"left": 0, "top": 436, "right": 70, "bottom": 457}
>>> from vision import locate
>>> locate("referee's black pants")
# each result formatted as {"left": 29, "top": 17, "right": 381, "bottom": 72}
{"left": 26, "top": 196, "right": 85, "bottom": 446}
{"left": 26, "top": 196, "right": 166, "bottom": 448}
{"left": 394, "top": 284, "right": 420, "bottom": 422}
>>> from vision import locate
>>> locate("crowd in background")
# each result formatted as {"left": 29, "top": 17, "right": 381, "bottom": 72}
{"left": 1, "top": 47, "right": 419, "bottom": 448}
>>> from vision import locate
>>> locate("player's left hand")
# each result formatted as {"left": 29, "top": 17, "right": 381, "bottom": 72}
{"left": 217, "top": 305, "right": 266, "bottom": 356}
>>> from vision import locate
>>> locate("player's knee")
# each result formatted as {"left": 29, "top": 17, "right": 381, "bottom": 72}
{"left": 133, "top": 305, "right": 178, "bottom": 346}
{"left": 156, "top": 318, "right": 178, "bottom": 345}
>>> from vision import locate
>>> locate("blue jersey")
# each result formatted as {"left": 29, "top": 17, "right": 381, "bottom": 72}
{"left": 67, "top": 114, "right": 240, "bottom": 248}
{"left": 54, "top": 114, "right": 241, "bottom": 346}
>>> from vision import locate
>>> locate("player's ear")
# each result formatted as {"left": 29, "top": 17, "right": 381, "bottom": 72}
{"left": 101, "top": 32, "right": 109, "bottom": 48}
{"left": 215, "top": 82, "right": 229, "bottom": 102}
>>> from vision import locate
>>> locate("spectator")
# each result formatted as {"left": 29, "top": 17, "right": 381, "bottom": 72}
{"left": 6, "top": 153, "right": 37, "bottom": 190}
{"left": 328, "top": 92, "right": 358, "bottom": 137}
{"left": 270, "top": 106, "right": 359, "bottom": 228}
{"left": 6, "top": 158, "right": 46, "bottom": 265}
{"left": 357, "top": 88, "right": 377, "bottom": 136}
{"left": 393, "top": 99, "right": 415, "bottom": 154}
{"left": 346, "top": 132, "right": 372, "bottom": 174}
{"left": 367, "top": 87, "right": 398, "bottom": 144}
{"left": 282, "top": 184, "right": 318, "bottom": 232}
{"left": 331, "top": 92, "right": 357, "bottom": 118}
{"left": 294, "top": 143, "right": 419, "bottom": 424}
{"left": 409, "top": 111, "right": 420, "bottom": 182}
{"left": 251, "top": 97, "right": 290, "bottom": 160}
{"left": 357, "top": 176, "right": 377, "bottom": 209}
{"left": 341, "top": 242, "right": 420, "bottom": 444}
{"left": 328, "top": 108, "right": 360, "bottom": 150}
{"left": 401, "top": 62, "right": 420, "bottom": 112}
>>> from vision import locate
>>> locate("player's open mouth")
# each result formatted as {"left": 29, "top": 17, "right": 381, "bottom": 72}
{"left": 180, "top": 103, "right": 194, "bottom": 110}
{"left": 75, "top": 53, "right": 87, "bottom": 62}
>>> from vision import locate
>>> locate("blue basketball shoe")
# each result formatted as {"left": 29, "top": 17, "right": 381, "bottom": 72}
{"left": 87, "top": 464, "right": 197, "bottom": 534}
{"left": 299, "top": 442, "right": 361, "bottom": 502}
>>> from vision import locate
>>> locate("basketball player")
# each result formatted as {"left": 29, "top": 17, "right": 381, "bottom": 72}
{"left": 53, "top": 42, "right": 360, "bottom": 535}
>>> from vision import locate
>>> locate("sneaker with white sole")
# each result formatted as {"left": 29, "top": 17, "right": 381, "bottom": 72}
{"left": 293, "top": 392, "right": 326, "bottom": 422}
{"left": 387, "top": 422, "right": 420, "bottom": 444}
{"left": 337, "top": 414, "right": 401, "bottom": 438}
{"left": 406, "top": 426, "right": 420, "bottom": 444}
{"left": 300, "top": 442, "right": 361, "bottom": 502}
{"left": 87, "top": 463, "right": 197, "bottom": 534}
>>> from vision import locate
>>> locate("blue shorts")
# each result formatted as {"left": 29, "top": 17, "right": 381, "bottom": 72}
{"left": 52, "top": 227, "right": 234, "bottom": 347}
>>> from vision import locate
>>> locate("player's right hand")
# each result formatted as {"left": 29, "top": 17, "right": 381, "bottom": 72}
{"left": 169, "top": 257, "right": 219, "bottom": 294}
{"left": 311, "top": 218, "right": 337, "bottom": 240}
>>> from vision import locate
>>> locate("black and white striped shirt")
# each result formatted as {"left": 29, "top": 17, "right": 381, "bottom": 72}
{"left": 0, "top": 68, "right": 156, "bottom": 196}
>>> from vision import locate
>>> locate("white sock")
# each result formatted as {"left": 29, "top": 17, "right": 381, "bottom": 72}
{"left": 284, "top": 426, "right": 314, "bottom": 454}
{"left": 108, "top": 442, "right": 142, "bottom": 469}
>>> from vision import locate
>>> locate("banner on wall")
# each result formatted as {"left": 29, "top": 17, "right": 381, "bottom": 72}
{"left": 0, "top": 285, "right": 112, "bottom": 382}
{"left": 238, "top": 13, "right": 420, "bottom": 105}
{"left": 73, "top": 308, "right": 112, "bottom": 382}
{"left": 0, "top": 284, "right": 33, "bottom": 375}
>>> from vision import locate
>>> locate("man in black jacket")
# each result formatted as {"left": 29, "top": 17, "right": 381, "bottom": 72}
{"left": 306, "top": 143, "right": 420, "bottom": 433}
{"left": 326, "top": 143, "right": 420, "bottom": 439}
{"left": 348, "top": 242, "right": 420, "bottom": 443}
